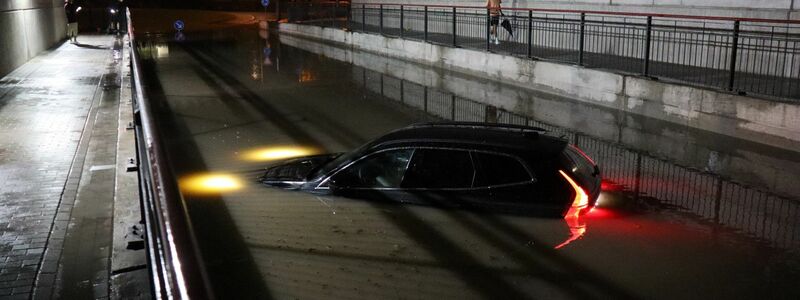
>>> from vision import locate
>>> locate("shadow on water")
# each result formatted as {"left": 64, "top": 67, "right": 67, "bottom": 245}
{"left": 135, "top": 25, "right": 800, "bottom": 299}
{"left": 171, "top": 33, "right": 640, "bottom": 299}
{"left": 184, "top": 37, "right": 394, "bottom": 149}
{"left": 376, "top": 191, "right": 637, "bottom": 299}
{"left": 140, "top": 57, "right": 273, "bottom": 299}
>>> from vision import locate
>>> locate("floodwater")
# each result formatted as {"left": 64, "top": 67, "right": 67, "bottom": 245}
{"left": 136, "top": 24, "right": 800, "bottom": 299}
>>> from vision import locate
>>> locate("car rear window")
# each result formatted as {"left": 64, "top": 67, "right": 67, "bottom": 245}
{"left": 562, "top": 145, "right": 597, "bottom": 181}
{"left": 473, "top": 152, "right": 532, "bottom": 187}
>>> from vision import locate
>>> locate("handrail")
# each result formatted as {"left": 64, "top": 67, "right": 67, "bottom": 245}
{"left": 127, "top": 8, "right": 213, "bottom": 299}
{"left": 353, "top": 2, "right": 800, "bottom": 24}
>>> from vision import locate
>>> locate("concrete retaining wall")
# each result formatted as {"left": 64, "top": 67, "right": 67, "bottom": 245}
{"left": 352, "top": 0, "right": 800, "bottom": 20}
{"left": 0, "top": 0, "right": 67, "bottom": 78}
{"left": 279, "top": 23, "right": 800, "bottom": 151}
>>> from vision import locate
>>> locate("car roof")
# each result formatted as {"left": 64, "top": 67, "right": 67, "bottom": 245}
{"left": 368, "top": 122, "right": 568, "bottom": 156}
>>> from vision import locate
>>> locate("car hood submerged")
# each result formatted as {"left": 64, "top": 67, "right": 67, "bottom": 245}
{"left": 259, "top": 153, "right": 342, "bottom": 187}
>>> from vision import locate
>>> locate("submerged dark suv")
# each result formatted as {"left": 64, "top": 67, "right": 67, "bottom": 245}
{"left": 259, "top": 122, "right": 601, "bottom": 218}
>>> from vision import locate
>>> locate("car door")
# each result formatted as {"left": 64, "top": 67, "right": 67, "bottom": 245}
{"left": 399, "top": 148, "right": 488, "bottom": 207}
{"left": 472, "top": 152, "right": 543, "bottom": 213}
{"left": 325, "top": 148, "right": 414, "bottom": 203}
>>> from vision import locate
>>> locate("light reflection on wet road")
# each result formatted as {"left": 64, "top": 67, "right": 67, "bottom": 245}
{"left": 136, "top": 24, "right": 800, "bottom": 299}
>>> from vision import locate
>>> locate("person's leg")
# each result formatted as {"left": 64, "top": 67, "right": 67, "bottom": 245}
{"left": 490, "top": 16, "right": 499, "bottom": 44}
{"left": 67, "top": 23, "right": 76, "bottom": 43}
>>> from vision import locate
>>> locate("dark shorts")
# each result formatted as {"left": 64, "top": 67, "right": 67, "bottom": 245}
{"left": 490, "top": 16, "right": 500, "bottom": 26}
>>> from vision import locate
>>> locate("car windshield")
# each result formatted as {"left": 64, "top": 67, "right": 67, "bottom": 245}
{"left": 307, "top": 141, "right": 375, "bottom": 180}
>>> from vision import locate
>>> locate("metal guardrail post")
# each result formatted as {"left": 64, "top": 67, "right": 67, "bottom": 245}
{"left": 331, "top": 2, "right": 337, "bottom": 28}
{"left": 423, "top": 86, "right": 428, "bottom": 112}
{"left": 452, "top": 7, "right": 458, "bottom": 47}
{"left": 579, "top": 12, "right": 586, "bottom": 65}
{"left": 451, "top": 95, "right": 456, "bottom": 120}
{"left": 400, "top": 5, "right": 404, "bottom": 38}
{"left": 486, "top": 9, "right": 490, "bottom": 51}
{"left": 362, "top": 4, "right": 366, "bottom": 31}
{"left": 400, "top": 80, "right": 405, "bottom": 103}
{"left": 379, "top": 4, "right": 383, "bottom": 34}
{"left": 729, "top": 20, "right": 740, "bottom": 91}
{"left": 527, "top": 10, "right": 533, "bottom": 57}
{"left": 424, "top": 6, "right": 429, "bottom": 41}
{"left": 633, "top": 153, "right": 642, "bottom": 205}
{"left": 643, "top": 16, "right": 652, "bottom": 76}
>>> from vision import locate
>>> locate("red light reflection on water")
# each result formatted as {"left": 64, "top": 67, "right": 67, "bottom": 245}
{"left": 554, "top": 207, "right": 622, "bottom": 249}
{"left": 554, "top": 216, "right": 586, "bottom": 249}
{"left": 585, "top": 207, "right": 618, "bottom": 218}
{"left": 600, "top": 180, "right": 625, "bottom": 192}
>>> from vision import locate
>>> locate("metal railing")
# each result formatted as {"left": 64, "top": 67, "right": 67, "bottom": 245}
{"left": 298, "top": 3, "right": 800, "bottom": 101}
{"left": 285, "top": 1, "right": 350, "bottom": 28}
{"left": 352, "top": 65, "right": 800, "bottom": 250}
{"left": 127, "top": 9, "right": 213, "bottom": 299}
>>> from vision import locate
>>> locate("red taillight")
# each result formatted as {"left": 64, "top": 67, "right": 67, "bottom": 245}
{"left": 559, "top": 170, "right": 589, "bottom": 218}
{"left": 570, "top": 144, "right": 596, "bottom": 166}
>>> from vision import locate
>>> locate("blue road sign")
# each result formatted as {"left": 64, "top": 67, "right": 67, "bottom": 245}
{"left": 263, "top": 47, "right": 272, "bottom": 57}
{"left": 174, "top": 20, "right": 185, "bottom": 31}
{"left": 261, "top": 0, "right": 270, "bottom": 8}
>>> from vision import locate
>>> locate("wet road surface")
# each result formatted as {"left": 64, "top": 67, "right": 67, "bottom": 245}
{"left": 135, "top": 25, "right": 800, "bottom": 299}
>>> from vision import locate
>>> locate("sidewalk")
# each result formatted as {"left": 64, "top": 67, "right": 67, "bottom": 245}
{"left": 0, "top": 35, "right": 142, "bottom": 299}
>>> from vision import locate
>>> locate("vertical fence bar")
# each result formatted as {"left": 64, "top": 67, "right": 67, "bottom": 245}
{"left": 424, "top": 86, "right": 428, "bottom": 112}
{"left": 346, "top": 1, "right": 351, "bottom": 30}
{"left": 400, "top": 5, "right": 404, "bottom": 38}
{"left": 713, "top": 178, "right": 723, "bottom": 223}
{"left": 527, "top": 10, "right": 533, "bottom": 57}
{"left": 424, "top": 6, "right": 429, "bottom": 42}
{"left": 362, "top": 4, "right": 365, "bottom": 31}
{"left": 453, "top": 7, "right": 458, "bottom": 47}
{"left": 400, "top": 80, "right": 404, "bottom": 103}
{"left": 643, "top": 16, "right": 653, "bottom": 76}
{"left": 486, "top": 9, "right": 491, "bottom": 51}
{"left": 579, "top": 12, "right": 586, "bottom": 65}
{"left": 379, "top": 4, "right": 384, "bottom": 34}
{"left": 451, "top": 95, "right": 456, "bottom": 120}
{"left": 633, "top": 153, "right": 643, "bottom": 205}
{"left": 276, "top": 0, "right": 281, "bottom": 21}
{"left": 331, "top": 2, "right": 337, "bottom": 28}
{"left": 729, "top": 20, "right": 740, "bottom": 91}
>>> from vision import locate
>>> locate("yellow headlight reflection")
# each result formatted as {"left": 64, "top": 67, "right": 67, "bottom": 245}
{"left": 180, "top": 173, "right": 242, "bottom": 195}
{"left": 241, "top": 146, "right": 318, "bottom": 162}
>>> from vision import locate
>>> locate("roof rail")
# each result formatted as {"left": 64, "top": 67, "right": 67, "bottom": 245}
{"left": 409, "top": 122, "right": 548, "bottom": 133}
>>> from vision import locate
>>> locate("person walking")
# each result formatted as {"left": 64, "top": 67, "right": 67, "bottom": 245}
{"left": 108, "top": 0, "right": 126, "bottom": 34}
{"left": 487, "top": 0, "right": 502, "bottom": 45}
{"left": 64, "top": 0, "right": 82, "bottom": 43}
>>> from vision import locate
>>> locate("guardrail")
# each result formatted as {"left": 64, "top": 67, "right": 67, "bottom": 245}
{"left": 288, "top": 2, "right": 800, "bottom": 101}
{"left": 285, "top": 1, "right": 350, "bottom": 28}
{"left": 127, "top": 8, "right": 213, "bottom": 299}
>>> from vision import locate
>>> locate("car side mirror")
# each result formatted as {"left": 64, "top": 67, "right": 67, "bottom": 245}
{"left": 324, "top": 178, "right": 343, "bottom": 191}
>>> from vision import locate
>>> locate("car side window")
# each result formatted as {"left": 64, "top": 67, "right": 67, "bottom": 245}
{"left": 330, "top": 149, "right": 414, "bottom": 188}
{"left": 401, "top": 149, "right": 475, "bottom": 189}
{"left": 473, "top": 152, "right": 532, "bottom": 187}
